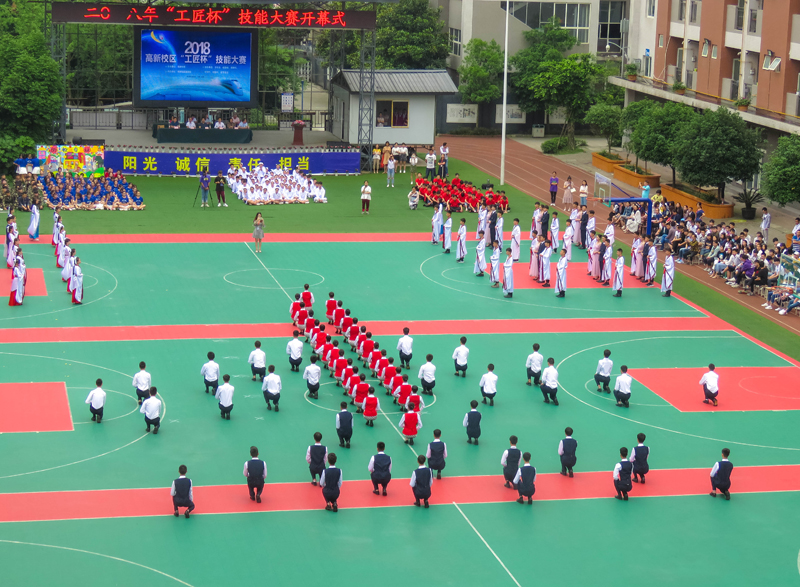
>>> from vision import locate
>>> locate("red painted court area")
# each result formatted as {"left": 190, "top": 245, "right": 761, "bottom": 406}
{"left": 0, "top": 316, "right": 728, "bottom": 344}
{"left": 0, "top": 382, "right": 73, "bottom": 433}
{"left": 0, "top": 268, "right": 47, "bottom": 296}
{"left": 1, "top": 464, "right": 797, "bottom": 523}
{"left": 510, "top": 262, "right": 647, "bottom": 290}
{"left": 633, "top": 366, "right": 800, "bottom": 412}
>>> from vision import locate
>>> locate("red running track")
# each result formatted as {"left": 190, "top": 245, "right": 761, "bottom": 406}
{"left": 0, "top": 268, "right": 47, "bottom": 296}
{"left": 0, "top": 316, "right": 729, "bottom": 344}
{"left": 2, "top": 465, "right": 798, "bottom": 523}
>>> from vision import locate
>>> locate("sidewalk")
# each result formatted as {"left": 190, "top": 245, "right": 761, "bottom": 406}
{"left": 512, "top": 135, "right": 800, "bottom": 241}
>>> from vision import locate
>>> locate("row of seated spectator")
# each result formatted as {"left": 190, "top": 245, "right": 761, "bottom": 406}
{"left": 169, "top": 114, "right": 249, "bottom": 130}
{"left": 36, "top": 169, "right": 145, "bottom": 211}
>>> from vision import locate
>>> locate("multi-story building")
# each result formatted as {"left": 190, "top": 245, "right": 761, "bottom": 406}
{"left": 436, "top": 0, "right": 630, "bottom": 71}
{"left": 619, "top": 0, "right": 800, "bottom": 141}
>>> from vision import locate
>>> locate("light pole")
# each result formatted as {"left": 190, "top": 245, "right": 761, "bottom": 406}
{"left": 500, "top": 1, "right": 510, "bottom": 186}
{"left": 605, "top": 41, "right": 626, "bottom": 76}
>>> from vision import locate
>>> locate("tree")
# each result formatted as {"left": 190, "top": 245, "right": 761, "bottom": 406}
{"left": 761, "top": 135, "right": 800, "bottom": 207}
{"left": 620, "top": 99, "right": 657, "bottom": 169}
{"left": 0, "top": 0, "right": 63, "bottom": 171}
{"left": 532, "top": 53, "right": 604, "bottom": 149}
{"left": 631, "top": 102, "right": 696, "bottom": 186}
{"left": 376, "top": 0, "right": 450, "bottom": 69}
{"left": 509, "top": 17, "right": 577, "bottom": 113}
{"left": 458, "top": 39, "right": 504, "bottom": 128}
{"left": 583, "top": 104, "right": 622, "bottom": 152}
{"left": 673, "top": 108, "right": 763, "bottom": 202}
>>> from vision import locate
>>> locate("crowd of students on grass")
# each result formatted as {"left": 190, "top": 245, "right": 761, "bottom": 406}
{"left": 218, "top": 165, "right": 327, "bottom": 207}
{"left": 5, "top": 168, "right": 144, "bottom": 212}
{"left": 6, "top": 207, "right": 84, "bottom": 306}
{"left": 77, "top": 284, "right": 735, "bottom": 516}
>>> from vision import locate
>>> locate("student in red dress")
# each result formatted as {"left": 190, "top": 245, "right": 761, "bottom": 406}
{"left": 399, "top": 408, "right": 422, "bottom": 445}
{"left": 290, "top": 294, "right": 301, "bottom": 325}
{"left": 301, "top": 284, "right": 315, "bottom": 308}
{"left": 360, "top": 334, "right": 376, "bottom": 364}
{"left": 405, "top": 386, "right": 425, "bottom": 413}
{"left": 333, "top": 302, "right": 346, "bottom": 334}
{"left": 352, "top": 374, "right": 370, "bottom": 412}
{"left": 362, "top": 387, "right": 379, "bottom": 427}
{"left": 325, "top": 292, "right": 337, "bottom": 324}
{"left": 393, "top": 378, "right": 413, "bottom": 409}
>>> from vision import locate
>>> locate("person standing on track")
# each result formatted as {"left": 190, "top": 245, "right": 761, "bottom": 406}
{"left": 549, "top": 172, "right": 559, "bottom": 205}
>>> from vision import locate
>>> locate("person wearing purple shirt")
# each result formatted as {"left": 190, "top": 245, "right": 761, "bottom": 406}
{"left": 549, "top": 172, "right": 559, "bottom": 204}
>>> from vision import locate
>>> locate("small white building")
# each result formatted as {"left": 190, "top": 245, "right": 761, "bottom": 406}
{"left": 330, "top": 69, "right": 457, "bottom": 145}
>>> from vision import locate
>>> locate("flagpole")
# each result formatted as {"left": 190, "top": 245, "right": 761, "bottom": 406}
{"left": 500, "top": 1, "right": 510, "bottom": 186}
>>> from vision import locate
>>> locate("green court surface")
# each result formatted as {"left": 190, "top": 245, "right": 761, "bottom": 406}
{"left": 3, "top": 159, "right": 800, "bottom": 587}
{"left": 2, "top": 493, "right": 799, "bottom": 587}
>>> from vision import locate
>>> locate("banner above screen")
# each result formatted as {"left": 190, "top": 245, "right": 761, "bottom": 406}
{"left": 51, "top": 3, "right": 377, "bottom": 30}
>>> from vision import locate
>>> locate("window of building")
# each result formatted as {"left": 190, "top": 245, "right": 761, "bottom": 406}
{"left": 767, "top": 57, "right": 781, "bottom": 72}
{"left": 504, "top": 3, "right": 591, "bottom": 44}
{"left": 598, "top": 1, "right": 625, "bottom": 53}
{"left": 375, "top": 100, "right": 409, "bottom": 128}
{"left": 711, "top": 45, "right": 718, "bottom": 59}
{"left": 748, "top": 8, "right": 758, "bottom": 33}
{"left": 678, "top": 0, "right": 686, "bottom": 21}
{"left": 762, "top": 54, "right": 771, "bottom": 69}
{"left": 643, "top": 54, "right": 652, "bottom": 77}
{"left": 449, "top": 28, "right": 461, "bottom": 56}
{"left": 735, "top": 0, "right": 744, "bottom": 30}
{"left": 701, "top": 40, "right": 709, "bottom": 57}
{"left": 646, "top": 0, "right": 656, "bottom": 17}
{"left": 689, "top": 1, "right": 698, "bottom": 23}
{"left": 659, "top": 34, "right": 664, "bottom": 48}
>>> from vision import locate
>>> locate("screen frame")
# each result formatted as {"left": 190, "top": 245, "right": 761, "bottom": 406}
{"left": 133, "top": 26, "right": 259, "bottom": 108}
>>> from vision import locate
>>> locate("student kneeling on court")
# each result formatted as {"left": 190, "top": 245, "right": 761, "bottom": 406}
{"left": 244, "top": 446, "right": 267, "bottom": 503}
{"left": 215, "top": 374, "right": 234, "bottom": 419}
{"left": 171, "top": 464, "right": 195, "bottom": 518}
{"left": 85, "top": 378, "right": 106, "bottom": 423}
{"left": 513, "top": 452, "right": 536, "bottom": 504}
{"left": 709, "top": 448, "right": 733, "bottom": 500}
{"left": 410, "top": 454, "right": 433, "bottom": 508}
{"left": 140, "top": 387, "right": 161, "bottom": 434}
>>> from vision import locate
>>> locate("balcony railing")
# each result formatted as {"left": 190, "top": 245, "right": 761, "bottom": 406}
{"left": 686, "top": 71, "right": 694, "bottom": 89}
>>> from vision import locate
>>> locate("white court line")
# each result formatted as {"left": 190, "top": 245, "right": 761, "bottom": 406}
{"left": 581, "top": 379, "right": 672, "bottom": 408}
{"left": 555, "top": 335, "right": 800, "bottom": 452}
{"left": 223, "top": 268, "right": 325, "bottom": 291}
{"left": 243, "top": 242, "right": 293, "bottom": 301}
{"left": 419, "top": 254, "right": 696, "bottom": 315}
{"left": 380, "top": 407, "right": 419, "bottom": 457}
{"left": 0, "top": 540, "right": 194, "bottom": 586}
{"left": 0, "top": 351, "right": 167, "bottom": 478}
{"left": 452, "top": 502, "right": 522, "bottom": 587}
{"left": 69, "top": 387, "right": 140, "bottom": 425}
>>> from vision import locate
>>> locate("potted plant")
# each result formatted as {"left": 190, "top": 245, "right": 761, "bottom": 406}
{"left": 672, "top": 81, "right": 686, "bottom": 95}
{"left": 624, "top": 64, "right": 639, "bottom": 81}
{"left": 733, "top": 98, "right": 751, "bottom": 112}
{"left": 733, "top": 187, "right": 764, "bottom": 220}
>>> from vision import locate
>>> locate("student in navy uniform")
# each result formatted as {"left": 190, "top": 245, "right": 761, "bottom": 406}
{"left": 558, "top": 427, "right": 577, "bottom": 477}
{"left": 244, "top": 445, "right": 267, "bottom": 503}
{"left": 170, "top": 464, "right": 195, "bottom": 518}
{"left": 368, "top": 441, "right": 392, "bottom": 495}
{"left": 709, "top": 447, "right": 733, "bottom": 500}
{"left": 501, "top": 436, "right": 522, "bottom": 488}
{"left": 463, "top": 399, "right": 482, "bottom": 444}
{"left": 410, "top": 454, "right": 433, "bottom": 508}
{"left": 335, "top": 402, "right": 353, "bottom": 448}
{"left": 613, "top": 447, "right": 633, "bottom": 501}
{"left": 426, "top": 429, "right": 447, "bottom": 479}
{"left": 306, "top": 432, "right": 328, "bottom": 486}
{"left": 513, "top": 452, "right": 536, "bottom": 504}
{"left": 631, "top": 432, "right": 650, "bottom": 484}
{"left": 320, "top": 453, "right": 342, "bottom": 512}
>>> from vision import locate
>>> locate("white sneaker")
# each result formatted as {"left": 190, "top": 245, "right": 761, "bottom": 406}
{"left": 223, "top": 203, "right": 228, "bottom": 207}
{"left": 761, "top": 302, "right": 768, "bottom": 307}
{"left": 775, "top": 306, "right": 783, "bottom": 311}
{"left": 218, "top": 203, "right": 222, "bottom": 207}
{"left": 779, "top": 309, "right": 787, "bottom": 315}
{"left": 765, "top": 305, "right": 772, "bottom": 310}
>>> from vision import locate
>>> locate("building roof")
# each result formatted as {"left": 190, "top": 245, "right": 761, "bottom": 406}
{"left": 334, "top": 70, "right": 457, "bottom": 95}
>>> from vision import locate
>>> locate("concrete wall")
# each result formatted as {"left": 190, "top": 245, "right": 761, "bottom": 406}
{"left": 435, "top": 92, "right": 545, "bottom": 134}
{"left": 628, "top": 0, "right": 659, "bottom": 77}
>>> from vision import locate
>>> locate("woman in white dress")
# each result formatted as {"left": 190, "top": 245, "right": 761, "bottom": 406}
{"left": 562, "top": 176, "right": 574, "bottom": 205}
{"left": 27, "top": 200, "right": 40, "bottom": 241}
{"left": 9, "top": 258, "right": 24, "bottom": 306}
{"left": 360, "top": 180, "right": 372, "bottom": 214}
{"left": 579, "top": 180, "right": 589, "bottom": 206}
{"left": 71, "top": 258, "right": 84, "bottom": 304}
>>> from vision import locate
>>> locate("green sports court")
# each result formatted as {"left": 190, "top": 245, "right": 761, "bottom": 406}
{"left": 3, "top": 165, "right": 800, "bottom": 587}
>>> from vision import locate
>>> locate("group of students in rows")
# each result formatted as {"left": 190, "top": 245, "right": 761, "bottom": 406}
{"left": 411, "top": 175, "right": 510, "bottom": 213}
{"left": 38, "top": 169, "right": 145, "bottom": 211}
{"left": 225, "top": 164, "right": 327, "bottom": 206}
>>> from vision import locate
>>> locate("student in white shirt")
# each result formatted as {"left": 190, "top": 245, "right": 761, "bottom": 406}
{"left": 699, "top": 363, "right": 720, "bottom": 406}
{"left": 262, "top": 365, "right": 282, "bottom": 412}
{"left": 132, "top": 361, "right": 151, "bottom": 405}
{"left": 525, "top": 343, "right": 543, "bottom": 386}
{"left": 171, "top": 464, "right": 195, "bottom": 518}
{"left": 613, "top": 365, "right": 632, "bottom": 408}
{"left": 397, "top": 327, "right": 413, "bottom": 369}
{"left": 452, "top": 336, "right": 469, "bottom": 377}
{"left": 303, "top": 355, "right": 322, "bottom": 399}
{"left": 594, "top": 349, "right": 613, "bottom": 393}
{"left": 140, "top": 387, "right": 162, "bottom": 434}
{"left": 479, "top": 364, "right": 498, "bottom": 406}
{"left": 286, "top": 330, "right": 304, "bottom": 372}
{"left": 248, "top": 340, "right": 267, "bottom": 381}
{"left": 201, "top": 351, "right": 220, "bottom": 395}
{"left": 418, "top": 354, "right": 436, "bottom": 395}
{"left": 215, "top": 374, "right": 235, "bottom": 419}
{"left": 85, "top": 378, "right": 106, "bottom": 423}
{"left": 540, "top": 358, "right": 559, "bottom": 405}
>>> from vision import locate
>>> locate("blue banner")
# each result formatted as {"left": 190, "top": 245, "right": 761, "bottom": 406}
{"left": 105, "top": 150, "right": 360, "bottom": 176}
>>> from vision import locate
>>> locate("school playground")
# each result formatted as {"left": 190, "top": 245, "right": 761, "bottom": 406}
{"left": 2, "top": 165, "right": 800, "bottom": 587}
